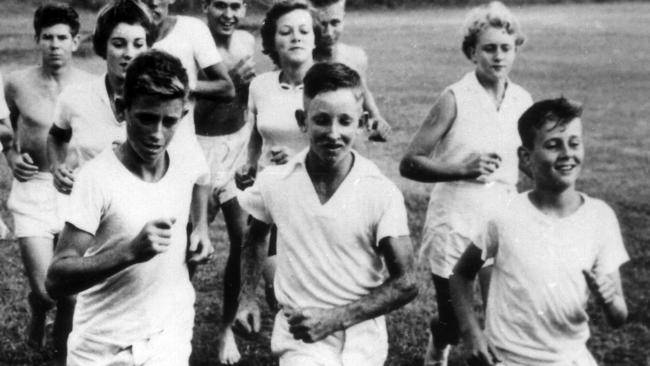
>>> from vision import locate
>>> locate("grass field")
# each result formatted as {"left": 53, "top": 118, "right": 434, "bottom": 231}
{"left": 1, "top": 2, "right": 649, "bottom": 365}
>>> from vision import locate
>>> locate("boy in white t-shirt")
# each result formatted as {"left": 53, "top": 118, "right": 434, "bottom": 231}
{"left": 234, "top": 62, "right": 418, "bottom": 366}
{"left": 46, "top": 50, "right": 212, "bottom": 366}
{"left": 450, "top": 98, "right": 629, "bottom": 366}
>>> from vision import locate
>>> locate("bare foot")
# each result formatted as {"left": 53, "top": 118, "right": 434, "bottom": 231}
{"left": 218, "top": 326, "right": 241, "bottom": 365}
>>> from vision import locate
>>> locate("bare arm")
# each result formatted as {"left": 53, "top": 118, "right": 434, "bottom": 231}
{"left": 3, "top": 78, "right": 37, "bottom": 181}
{"left": 287, "top": 236, "right": 418, "bottom": 343}
{"left": 46, "top": 128, "right": 75, "bottom": 194}
{"left": 399, "top": 90, "right": 502, "bottom": 183}
{"left": 193, "top": 63, "right": 235, "bottom": 101}
{"left": 235, "top": 115, "right": 262, "bottom": 190}
{"left": 46, "top": 218, "right": 175, "bottom": 298}
{"left": 583, "top": 269, "right": 628, "bottom": 328}
{"left": 187, "top": 183, "right": 213, "bottom": 263}
{"left": 234, "top": 217, "right": 271, "bottom": 334}
{"left": 450, "top": 244, "right": 501, "bottom": 366}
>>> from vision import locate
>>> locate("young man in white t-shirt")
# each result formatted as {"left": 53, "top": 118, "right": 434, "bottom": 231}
{"left": 311, "top": 0, "right": 391, "bottom": 141}
{"left": 193, "top": 0, "right": 256, "bottom": 363}
{"left": 46, "top": 50, "right": 212, "bottom": 366}
{"left": 2, "top": 4, "right": 90, "bottom": 360}
{"left": 234, "top": 62, "right": 418, "bottom": 366}
{"left": 450, "top": 98, "right": 629, "bottom": 366}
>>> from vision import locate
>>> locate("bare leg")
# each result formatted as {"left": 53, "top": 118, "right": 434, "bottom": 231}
{"left": 52, "top": 295, "right": 75, "bottom": 366}
{"left": 424, "top": 274, "right": 458, "bottom": 366}
{"left": 217, "top": 197, "right": 245, "bottom": 365}
{"left": 263, "top": 225, "right": 279, "bottom": 312}
{"left": 18, "top": 237, "right": 55, "bottom": 348}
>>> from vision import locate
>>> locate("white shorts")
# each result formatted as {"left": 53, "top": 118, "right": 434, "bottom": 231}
{"left": 7, "top": 173, "right": 66, "bottom": 239}
{"left": 196, "top": 124, "right": 250, "bottom": 204}
{"left": 67, "top": 325, "right": 192, "bottom": 366}
{"left": 271, "top": 311, "right": 388, "bottom": 366}
{"left": 420, "top": 181, "right": 515, "bottom": 278}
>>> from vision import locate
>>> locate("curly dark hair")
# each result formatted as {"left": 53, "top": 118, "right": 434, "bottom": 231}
{"left": 123, "top": 50, "right": 189, "bottom": 107}
{"left": 33, "top": 2, "right": 80, "bottom": 37}
{"left": 93, "top": 0, "right": 156, "bottom": 59}
{"left": 260, "top": 0, "right": 322, "bottom": 67}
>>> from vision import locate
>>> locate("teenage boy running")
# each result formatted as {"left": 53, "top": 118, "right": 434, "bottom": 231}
{"left": 3, "top": 3, "right": 90, "bottom": 359}
{"left": 194, "top": 0, "right": 255, "bottom": 363}
{"left": 46, "top": 50, "right": 212, "bottom": 366}
{"left": 311, "top": 0, "right": 391, "bottom": 141}
{"left": 235, "top": 62, "right": 418, "bottom": 366}
{"left": 450, "top": 98, "right": 628, "bottom": 366}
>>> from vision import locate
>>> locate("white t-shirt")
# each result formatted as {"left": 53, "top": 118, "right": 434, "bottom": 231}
{"left": 476, "top": 192, "right": 629, "bottom": 365}
{"left": 153, "top": 16, "right": 222, "bottom": 91}
{"left": 238, "top": 149, "right": 410, "bottom": 309}
{"left": 53, "top": 74, "right": 125, "bottom": 169}
{"left": 248, "top": 71, "right": 308, "bottom": 168}
{"left": 153, "top": 16, "right": 221, "bottom": 185}
{"left": 66, "top": 147, "right": 207, "bottom": 347}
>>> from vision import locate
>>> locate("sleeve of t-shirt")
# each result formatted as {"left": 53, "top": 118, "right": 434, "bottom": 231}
{"left": 476, "top": 219, "right": 499, "bottom": 261}
{"left": 0, "top": 73, "right": 9, "bottom": 120}
{"left": 375, "top": 183, "right": 410, "bottom": 246}
{"left": 191, "top": 18, "right": 222, "bottom": 69}
{"left": 52, "top": 90, "right": 73, "bottom": 130}
{"left": 237, "top": 175, "right": 273, "bottom": 224}
{"left": 593, "top": 203, "right": 629, "bottom": 276}
{"left": 65, "top": 163, "right": 105, "bottom": 235}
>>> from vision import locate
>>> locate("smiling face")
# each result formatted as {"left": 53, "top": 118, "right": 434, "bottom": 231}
{"left": 123, "top": 94, "right": 185, "bottom": 165}
{"left": 106, "top": 23, "right": 149, "bottom": 80}
{"left": 137, "top": 0, "right": 175, "bottom": 26}
{"left": 471, "top": 26, "right": 516, "bottom": 83}
{"left": 37, "top": 24, "right": 79, "bottom": 69}
{"left": 299, "top": 88, "right": 363, "bottom": 168}
{"left": 316, "top": 1, "right": 345, "bottom": 48}
{"left": 522, "top": 117, "right": 584, "bottom": 192}
{"left": 205, "top": 0, "right": 246, "bottom": 37}
{"left": 274, "top": 9, "right": 315, "bottom": 67}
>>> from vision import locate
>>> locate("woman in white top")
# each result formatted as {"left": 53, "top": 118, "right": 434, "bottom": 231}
{"left": 399, "top": 2, "right": 532, "bottom": 365}
{"left": 236, "top": 0, "right": 320, "bottom": 186}
{"left": 48, "top": 0, "right": 155, "bottom": 194}
{"left": 235, "top": 0, "right": 321, "bottom": 311}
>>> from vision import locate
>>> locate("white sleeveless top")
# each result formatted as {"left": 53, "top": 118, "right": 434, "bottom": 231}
{"left": 432, "top": 71, "right": 532, "bottom": 186}
{"left": 248, "top": 71, "right": 308, "bottom": 169}
{"left": 421, "top": 72, "right": 532, "bottom": 278}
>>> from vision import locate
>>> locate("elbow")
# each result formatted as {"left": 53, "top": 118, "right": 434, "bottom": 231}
{"left": 399, "top": 156, "right": 415, "bottom": 179}
{"left": 396, "top": 273, "right": 419, "bottom": 305}
{"left": 45, "top": 265, "right": 71, "bottom": 299}
{"left": 45, "top": 274, "right": 64, "bottom": 300}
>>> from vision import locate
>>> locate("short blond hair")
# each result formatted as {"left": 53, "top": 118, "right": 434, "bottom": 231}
{"left": 461, "top": 1, "right": 525, "bottom": 60}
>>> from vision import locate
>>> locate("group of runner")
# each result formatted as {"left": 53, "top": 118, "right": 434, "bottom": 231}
{"left": 0, "top": 0, "right": 629, "bottom": 365}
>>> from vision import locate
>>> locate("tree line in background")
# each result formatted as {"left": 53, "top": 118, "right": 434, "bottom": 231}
{"left": 23, "top": 0, "right": 638, "bottom": 12}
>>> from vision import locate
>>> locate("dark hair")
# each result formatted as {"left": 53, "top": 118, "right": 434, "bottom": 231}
{"left": 34, "top": 2, "right": 80, "bottom": 37}
{"left": 310, "top": 0, "right": 344, "bottom": 7}
{"left": 123, "top": 50, "right": 189, "bottom": 108}
{"left": 93, "top": 0, "right": 156, "bottom": 59}
{"left": 303, "top": 62, "right": 361, "bottom": 99}
{"left": 261, "top": 0, "right": 322, "bottom": 67}
{"left": 518, "top": 97, "right": 583, "bottom": 149}
{"left": 461, "top": 1, "right": 525, "bottom": 60}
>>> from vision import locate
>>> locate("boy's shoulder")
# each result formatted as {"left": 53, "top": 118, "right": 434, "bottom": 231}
{"left": 337, "top": 43, "right": 368, "bottom": 73}
{"left": 5, "top": 66, "right": 40, "bottom": 91}
{"left": 232, "top": 29, "right": 255, "bottom": 46}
